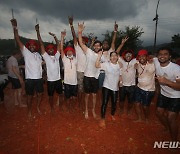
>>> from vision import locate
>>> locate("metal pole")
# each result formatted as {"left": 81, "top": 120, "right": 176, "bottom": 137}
{"left": 153, "top": 0, "right": 160, "bottom": 52}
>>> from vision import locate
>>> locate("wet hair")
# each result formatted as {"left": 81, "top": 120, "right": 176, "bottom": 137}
{"left": 93, "top": 40, "right": 102, "bottom": 46}
{"left": 157, "top": 47, "right": 172, "bottom": 55}
{"left": 110, "top": 51, "right": 118, "bottom": 57}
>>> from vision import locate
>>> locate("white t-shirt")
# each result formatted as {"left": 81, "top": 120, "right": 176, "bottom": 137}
{"left": 137, "top": 62, "right": 155, "bottom": 91}
{"left": 74, "top": 44, "right": 86, "bottom": 73}
{"left": 119, "top": 57, "right": 136, "bottom": 86}
{"left": 100, "top": 48, "right": 114, "bottom": 63}
{"left": 62, "top": 56, "right": 77, "bottom": 85}
{"left": 84, "top": 48, "right": 99, "bottom": 78}
{"left": 6, "top": 56, "right": 20, "bottom": 79}
{"left": 22, "top": 46, "right": 42, "bottom": 79}
{"left": 153, "top": 58, "right": 180, "bottom": 98}
{"left": 101, "top": 62, "right": 121, "bottom": 91}
{"left": 42, "top": 51, "right": 61, "bottom": 81}
{"left": 0, "top": 74, "right": 8, "bottom": 84}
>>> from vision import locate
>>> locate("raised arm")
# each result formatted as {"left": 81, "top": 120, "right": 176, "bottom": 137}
{"left": 10, "top": 19, "right": 24, "bottom": 51}
{"left": 111, "top": 21, "right": 118, "bottom": 50}
{"left": 35, "top": 24, "right": 45, "bottom": 54}
{"left": 49, "top": 32, "right": 59, "bottom": 45}
{"left": 68, "top": 16, "right": 78, "bottom": 45}
{"left": 95, "top": 51, "right": 103, "bottom": 68}
{"left": 59, "top": 30, "right": 66, "bottom": 58}
{"left": 116, "top": 36, "right": 129, "bottom": 54}
{"left": 78, "top": 22, "right": 88, "bottom": 53}
{"left": 89, "top": 36, "right": 97, "bottom": 49}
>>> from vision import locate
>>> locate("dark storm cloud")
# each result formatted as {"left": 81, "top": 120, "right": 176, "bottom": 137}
{"left": 0, "top": 0, "right": 147, "bottom": 22}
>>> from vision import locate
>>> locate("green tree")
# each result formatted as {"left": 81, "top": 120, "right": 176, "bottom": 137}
{"left": 103, "top": 26, "right": 144, "bottom": 53}
{"left": 171, "top": 33, "right": 180, "bottom": 48}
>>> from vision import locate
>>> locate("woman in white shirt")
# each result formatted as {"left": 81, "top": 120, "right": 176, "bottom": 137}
{"left": 96, "top": 51, "right": 122, "bottom": 128}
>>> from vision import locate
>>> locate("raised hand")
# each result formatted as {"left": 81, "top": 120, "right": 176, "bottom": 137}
{"left": 61, "top": 30, "right": 66, "bottom": 38}
{"left": 68, "top": 16, "right": 73, "bottom": 25}
{"left": 10, "top": 18, "right": 17, "bottom": 28}
{"left": 78, "top": 22, "right": 85, "bottom": 32}
{"left": 35, "top": 24, "right": 39, "bottom": 31}
{"left": 121, "top": 36, "right": 129, "bottom": 44}
{"left": 114, "top": 21, "right": 118, "bottom": 32}
{"left": 49, "top": 32, "right": 55, "bottom": 37}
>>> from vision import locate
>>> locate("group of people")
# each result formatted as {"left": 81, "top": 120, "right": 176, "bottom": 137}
{"left": 4, "top": 16, "right": 180, "bottom": 141}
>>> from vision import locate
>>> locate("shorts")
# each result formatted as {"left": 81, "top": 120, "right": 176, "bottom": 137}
{"left": 47, "top": 79, "right": 63, "bottom": 96}
{"left": 77, "top": 72, "right": 84, "bottom": 92}
{"left": 25, "top": 79, "right": 44, "bottom": 95}
{"left": 157, "top": 94, "right": 180, "bottom": 113}
{"left": 64, "top": 84, "right": 78, "bottom": 99}
{"left": 8, "top": 76, "right": 21, "bottom": 89}
{"left": 83, "top": 76, "right": 99, "bottom": 94}
{"left": 98, "top": 71, "right": 105, "bottom": 89}
{"left": 135, "top": 87, "right": 154, "bottom": 106}
{"left": 119, "top": 86, "right": 135, "bottom": 103}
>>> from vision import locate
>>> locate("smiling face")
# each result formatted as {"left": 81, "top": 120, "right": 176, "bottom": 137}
{"left": 139, "top": 55, "right": 147, "bottom": 65}
{"left": 29, "top": 44, "right": 36, "bottom": 52}
{"left": 47, "top": 48, "right": 55, "bottom": 56}
{"left": 124, "top": 52, "right": 133, "bottom": 62}
{"left": 157, "top": 49, "right": 171, "bottom": 64}
{"left": 102, "top": 40, "right": 110, "bottom": 51}
{"left": 66, "top": 50, "right": 73, "bottom": 57}
{"left": 110, "top": 52, "right": 118, "bottom": 64}
{"left": 93, "top": 42, "right": 102, "bottom": 53}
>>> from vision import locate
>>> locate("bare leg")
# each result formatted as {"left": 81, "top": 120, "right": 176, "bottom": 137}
{"left": 92, "top": 93, "right": 97, "bottom": 119}
{"left": 14, "top": 90, "right": 18, "bottom": 105}
{"left": 49, "top": 96, "right": 54, "bottom": 113}
{"left": 167, "top": 111, "right": 179, "bottom": 141}
{"left": 27, "top": 95, "right": 33, "bottom": 118}
{"left": 156, "top": 107, "right": 169, "bottom": 131}
{"left": 119, "top": 101, "right": 125, "bottom": 114}
{"left": 37, "top": 93, "right": 43, "bottom": 115}
{"left": 84, "top": 94, "right": 89, "bottom": 119}
{"left": 134, "top": 103, "right": 142, "bottom": 122}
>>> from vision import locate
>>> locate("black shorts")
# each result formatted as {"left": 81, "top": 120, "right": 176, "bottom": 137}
{"left": 135, "top": 87, "right": 154, "bottom": 106}
{"left": 83, "top": 76, "right": 98, "bottom": 94}
{"left": 47, "top": 79, "right": 63, "bottom": 96}
{"left": 64, "top": 84, "right": 78, "bottom": 99}
{"left": 119, "top": 86, "right": 135, "bottom": 103}
{"left": 25, "top": 79, "right": 44, "bottom": 95}
{"left": 8, "top": 76, "right": 21, "bottom": 89}
{"left": 157, "top": 94, "right": 180, "bottom": 113}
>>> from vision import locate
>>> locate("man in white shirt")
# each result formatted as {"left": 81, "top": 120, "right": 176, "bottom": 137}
{"left": 11, "top": 19, "right": 44, "bottom": 118}
{"left": 118, "top": 49, "right": 136, "bottom": 115}
{"left": 134, "top": 49, "right": 155, "bottom": 123}
{"left": 155, "top": 47, "right": 180, "bottom": 141}
{"left": 6, "top": 50, "right": 26, "bottom": 107}
{"left": 35, "top": 24, "right": 62, "bottom": 113}
{"left": 68, "top": 16, "right": 87, "bottom": 109}
{"left": 60, "top": 30, "right": 78, "bottom": 111}
{"left": 78, "top": 23, "right": 101, "bottom": 119}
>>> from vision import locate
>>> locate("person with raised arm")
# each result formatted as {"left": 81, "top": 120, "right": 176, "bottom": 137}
{"left": 35, "top": 24, "right": 62, "bottom": 113}
{"left": 95, "top": 51, "right": 122, "bottom": 128}
{"left": 68, "top": 16, "right": 87, "bottom": 110}
{"left": 10, "top": 19, "right": 43, "bottom": 118}
{"left": 78, "top": 22, "right": 101, "bottom": 119}
{"left": 59, "top": 30, "right": 78, "bottom": 112}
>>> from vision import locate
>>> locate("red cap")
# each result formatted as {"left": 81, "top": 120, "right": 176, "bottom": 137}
{"left": 45, "top": 44, "right": 57, "bottom": 55}
{"left": 122, "top": 49, "right": 134, "bottom": 60}
{"left": 64, "top": 46, "right": 75, "bottom": 55}
{"left": 137, "top": 49, "right": 148, "bottom": 60}
{"left": 25, "top": 40, "right": 39, "bottom": 52}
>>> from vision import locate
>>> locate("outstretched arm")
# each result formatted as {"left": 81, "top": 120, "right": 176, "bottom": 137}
{"left": 78, "top": 22, "right": 88, "bottom": 53}
{"left": 111, "top": 21, "right": 118, "bottom": 50}
{"left": 95, "top": 51, "right": 103, "bottom": 68}
{"left": 35, "top": 24, "right": 45, "bottom": 54}
{"left": 89, "top": 36, "right": 96, "bottom": 49}
{"left": 10, "top": 19, "right": 24, "bottom": 51}
{"left": 116, "top": 36, "right": 129, "bottom": 54}
{"left": 68, "top": 16, "right": 78, "bottom": 46}
{"left": 59, "top": 30, "right": 66, "bottom": 58}
{"left": 49, "top": 32, "right": 59, "bottom": 45}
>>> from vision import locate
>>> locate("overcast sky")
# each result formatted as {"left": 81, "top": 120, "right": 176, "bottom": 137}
{"left": 0, "top": 0, "right": 179, "bottom": 46}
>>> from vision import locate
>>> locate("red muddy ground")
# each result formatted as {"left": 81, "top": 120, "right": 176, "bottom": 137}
{"left": 0, "top": 84, "right": 179, "bottom": 154}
